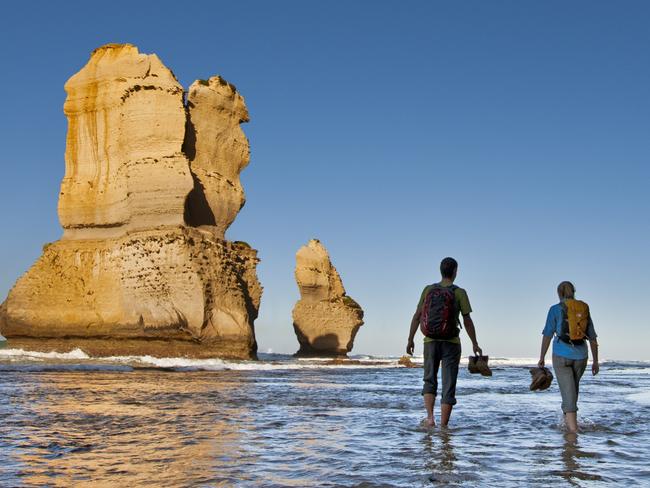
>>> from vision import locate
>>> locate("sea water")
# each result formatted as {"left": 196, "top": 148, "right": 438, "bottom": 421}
{"left": 0, "top": 349, "right": 648, "bottom": 487}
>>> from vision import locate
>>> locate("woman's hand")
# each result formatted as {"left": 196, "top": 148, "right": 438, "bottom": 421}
{"left": 592, "top": 361, "right": 599, "bottom": 376}
{"left": 539, "top": 336, "right": 552, "bottom": 369}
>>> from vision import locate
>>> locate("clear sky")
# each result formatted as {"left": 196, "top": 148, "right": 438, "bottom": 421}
{"left": 0, "top": 1, "right": 648, "bottom": 359}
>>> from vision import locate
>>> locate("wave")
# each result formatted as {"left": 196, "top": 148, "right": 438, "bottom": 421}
{"left": 0, "top": 348, "right": 405, "bottom": 372}
{"left": 0, "top": 347, "right": 91, "bottom": 361}
{"left": 0, "top": 363, "right": 133, "bottom": 372}
{"left": 0, "top": 347, "right": 648, "bottom": 373}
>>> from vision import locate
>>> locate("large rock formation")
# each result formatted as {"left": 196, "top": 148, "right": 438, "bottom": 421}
{"left": 0, "top": 44, "right": 261, "bottom": 359}
{"left": 292, "top": 239, "right": 363, "bottom": 356}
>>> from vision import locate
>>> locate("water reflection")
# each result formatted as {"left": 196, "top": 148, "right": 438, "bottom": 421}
{"left": 10, "top": 372, "right": 255, "bottom": 486}
{"left": 0, "top": 363, "right": 648, "bottom": 487}
{"left": 423, "top": 428, "right": 458, "bottom": 484}
{"left": 438, "top": 429, "right": 457, "bottom": 473}
{"left": 561, "top": 432, "right": 580, "bottom": 475}
{"left": 550, "top": 432, "right": 602, "bottom": 484}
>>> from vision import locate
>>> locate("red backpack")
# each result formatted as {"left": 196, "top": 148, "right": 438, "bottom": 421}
{"left": 419, "top": 284, "right": 459, "bottom": 339}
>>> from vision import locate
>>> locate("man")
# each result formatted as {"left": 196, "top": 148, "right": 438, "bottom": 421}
{"left": 406, "top": 257, "right": 482, "bottom": 427}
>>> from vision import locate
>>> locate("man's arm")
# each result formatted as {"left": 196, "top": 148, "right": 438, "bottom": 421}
{"left": 462, "top": 314, "right": 482, "bottom": 356}
{"left": 406, "top": 308, "right": 420, "bottom": 356}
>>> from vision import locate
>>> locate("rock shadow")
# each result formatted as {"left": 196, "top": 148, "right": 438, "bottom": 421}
{"left": 182, "top": 106, "right": 216, "bottom": 227}
{"left": 293, "top": 331, "right": 347, "bottom": 357}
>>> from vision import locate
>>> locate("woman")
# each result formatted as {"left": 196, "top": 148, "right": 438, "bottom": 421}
{"left": 538, "top": 281, "right": 599, "bottom": 433}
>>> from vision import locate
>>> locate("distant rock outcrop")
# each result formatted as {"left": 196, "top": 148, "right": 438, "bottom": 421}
{"left": 292, "top": 239, "right": 363, "bottom": 356}
{"left": 0, "top": 44, "right": 261, "bottom": 359}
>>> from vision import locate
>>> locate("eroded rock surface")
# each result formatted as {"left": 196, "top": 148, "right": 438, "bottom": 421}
{"left": 292, "top": 239, "right": 363, "bottom": 356}
{"left": 60, "top": 44, "right": 192, "bottom": 240}
{"left": 184, "top": 77, "right": 250, "bottom": 237}
{"left": 0, "top": 44, "right": 261, "bottom": 359}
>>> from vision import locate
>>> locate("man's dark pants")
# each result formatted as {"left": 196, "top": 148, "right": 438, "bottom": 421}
{"left": 422, "top": 340, "right": 462, "bottom": 405}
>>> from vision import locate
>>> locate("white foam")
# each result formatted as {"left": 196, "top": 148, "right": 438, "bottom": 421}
{"left": 102, "top": 354, "right": 229, "bottom": 371}
{"left": 0, "top": 347, "right": 408, "bottom": 371}
{"left": 465, "top": 357, "right": 539, "bottom": 367}
{"left": 1, "top": 347, "right": 644, "bottom": 373}
{"left": 0, "top": 348, "right": 90, "bottom": 361}
{"left": 105, "top": 355, "right": 405, "bottom": 371}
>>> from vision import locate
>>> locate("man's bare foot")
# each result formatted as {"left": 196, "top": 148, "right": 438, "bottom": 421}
{"left": 421, "top": 417, "right": 435, "bottom": 428}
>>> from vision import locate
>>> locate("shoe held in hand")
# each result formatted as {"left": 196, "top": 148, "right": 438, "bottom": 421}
{"left": 529, "top": 366, "right": 553, "bottom": 391}
{"left": 468, "top": 355, "right": 492, "bottom": 376}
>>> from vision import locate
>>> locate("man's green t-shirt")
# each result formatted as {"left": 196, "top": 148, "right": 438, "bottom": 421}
{"left": 417, "top": 283, "right": 472, "bottom": 344}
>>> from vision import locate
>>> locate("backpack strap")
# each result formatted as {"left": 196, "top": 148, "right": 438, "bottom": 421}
{"left": 450, "top": 285, "right": 462, "bottom": 327}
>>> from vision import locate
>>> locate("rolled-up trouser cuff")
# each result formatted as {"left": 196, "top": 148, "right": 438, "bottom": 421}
{"left": 421, "top": 341, "right": 461, "bottom": 405}
{"left": 422, "top": 385, "right": 436, "bottom": 395}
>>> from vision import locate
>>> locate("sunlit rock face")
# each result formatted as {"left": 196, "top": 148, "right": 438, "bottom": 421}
{"left": 0, "top": 44, "right": 261, "bottom": 359}
{"left": 59, "top": 44, "right": 192, "bottom": 239}
{"left": 292, "top": 239, "right": 364, "bottom": 357}
{"left": 184, "top": 76, "right": 250, "bottom": 238}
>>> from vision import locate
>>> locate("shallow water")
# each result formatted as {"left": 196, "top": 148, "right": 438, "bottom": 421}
{"left": 0, "top": 351, "right": 648, "bottom": 487}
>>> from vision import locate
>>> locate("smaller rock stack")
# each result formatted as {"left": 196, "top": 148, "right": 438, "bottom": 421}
{"left": 292, "top": 239, "right": 364, "bottom": 357}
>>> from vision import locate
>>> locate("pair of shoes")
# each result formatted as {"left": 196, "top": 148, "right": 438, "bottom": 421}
{"left": 529, "top": 366, "right": 553, "bottom": 391}
{"left": 398, "top": 355, "right": 417, "bottom": 368}
{"left": 468, "top": 355, "right": 492, "bottom": 376}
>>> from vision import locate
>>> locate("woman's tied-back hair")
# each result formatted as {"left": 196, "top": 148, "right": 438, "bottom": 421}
{"left": 557, "top": 281, "right": 576, "bottom": 300}
{"left": 440, "top": 257, "right": 458, "bottom": 279}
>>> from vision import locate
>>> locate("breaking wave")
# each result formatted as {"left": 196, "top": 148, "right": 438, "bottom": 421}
{"left": 0, "top": 348, "right": 404, "bottom": 372}
{"left": 0, "top": 347, "right": 647, "bottom": 373}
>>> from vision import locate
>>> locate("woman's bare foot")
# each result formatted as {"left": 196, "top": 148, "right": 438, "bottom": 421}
{"left": 564, "top": 412, "right": 578, "bottom": 433}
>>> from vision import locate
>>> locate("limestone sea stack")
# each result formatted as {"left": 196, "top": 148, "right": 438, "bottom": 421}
{"left": 292, "top": 240, "right": 364, "bottom": 356}
{"left": 0, "top": 44, "right": 261, "bottom": 359}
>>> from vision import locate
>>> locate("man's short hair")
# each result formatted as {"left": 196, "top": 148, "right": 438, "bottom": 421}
{"left": 440, "top": 257, "right": 458, "bottom": 278}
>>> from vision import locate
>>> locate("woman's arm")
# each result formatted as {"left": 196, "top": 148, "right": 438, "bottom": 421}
{"left": 590, "top": 339, "right": 599, "bottom": 375}
{"left": 587, "top": 317, "right": 599, "bottom": 375}
{"left": 538, "top": 335, "right": 552, "bottom": 367}
{"left": 539, "top": 306, "right": 555, "bottom": 367}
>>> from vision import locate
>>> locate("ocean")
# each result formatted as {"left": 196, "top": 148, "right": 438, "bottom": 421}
{"left": 0, "top": 349, "right": 648, "bottom": 487}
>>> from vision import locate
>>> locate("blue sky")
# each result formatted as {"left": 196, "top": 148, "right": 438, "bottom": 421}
{"left": 0, "top": 1, "right": 648, "bottom": 359}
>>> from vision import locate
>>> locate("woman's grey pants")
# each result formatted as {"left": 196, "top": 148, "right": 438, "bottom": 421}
{"left": 552, "top": 355, "right": 588, "bottom": 413}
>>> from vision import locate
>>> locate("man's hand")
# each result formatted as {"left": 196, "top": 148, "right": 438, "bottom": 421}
{"left": 473, "top": 343, "right": 483, "bottom": 357}
{"left": 592, "top": 361, "right": 599, "bottom": 376}
{"left": 538, "top": 358, "right": 545, "bottom": 368}
{"left": 406, "top": 339, "right": 415, "bottom": 356}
